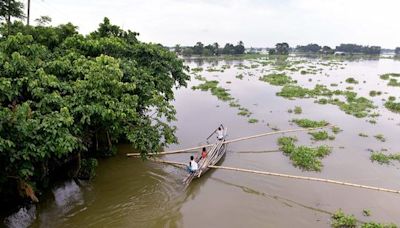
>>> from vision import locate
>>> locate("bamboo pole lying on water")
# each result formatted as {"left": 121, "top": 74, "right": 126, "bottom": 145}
{"left": 151, "top": 159, "right": 400, "bottom": 195}
{"left": 126, "top": 125, "right": 332, "bottom": 157}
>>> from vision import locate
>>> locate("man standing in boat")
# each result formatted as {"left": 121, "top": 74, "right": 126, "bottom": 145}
{"left": 217, "top": 126, "right": 224, "bottom": 140}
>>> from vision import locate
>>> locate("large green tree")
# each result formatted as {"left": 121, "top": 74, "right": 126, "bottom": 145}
{"left": 0, "top": 18, "right": 189, "bottom": 206}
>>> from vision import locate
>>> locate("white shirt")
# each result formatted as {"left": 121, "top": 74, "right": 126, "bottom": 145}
{"left": 190, "top": 160, "right": 198, "bottom": 171}
{"left": 217, "top": 129, "right": 224, "bottom": 139}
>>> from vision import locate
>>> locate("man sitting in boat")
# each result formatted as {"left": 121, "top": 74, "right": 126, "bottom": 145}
{"left": 201, "top": 147, "right": 207, "bottom": 158}
{"left": 217, "top": 126, "right": 224, "bottom": 140}
{"left": 187, "top": 155, "right": 198, "bottom": 173}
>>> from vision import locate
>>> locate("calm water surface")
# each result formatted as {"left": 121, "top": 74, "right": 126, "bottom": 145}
{"left": 3, "top": 57, "right": 400, "bottom": 227}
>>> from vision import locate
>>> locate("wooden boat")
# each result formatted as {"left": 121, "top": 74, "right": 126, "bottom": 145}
{"left": 183, "top": 126, "right": 227, "bottom": 186}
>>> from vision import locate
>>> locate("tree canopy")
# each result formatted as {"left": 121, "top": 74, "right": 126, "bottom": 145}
{"left": 269, "top": 42, "right": 290, "bottom": 55}
{"left": 181, "top": 41, "right": 245, "bottom": 56}
{"left": 335, "top": 43, "right": 381, "bottom": 55}
{"left": 395, "top": 47, "right": 400, "bottom": 55}
{"left": 0, "top": 17, "right": 189, "bottom": 205}
{"left": 0, "top": 0, "right": 24, "bottom": 25}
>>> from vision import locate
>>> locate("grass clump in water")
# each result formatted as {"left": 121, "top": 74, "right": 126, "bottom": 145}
{"left": 331, "top": 209, "right": 357, "bottom": 228}
{"left": 374, "top": 134, "right": 386, "bottom": 142}
{"left": 194, "top": 75, "right": 207, "bottom": 81}
{"left": 345, "top": 77, "right": 359, "bottom": 84}
{"left": 309, "top": 131, "right": 329, "bottom": 141}
{"left": 362, "top": 209, "right": 371, "bottom": 217}
{"left": 292, "top": 118, "right": 328, "bottom": 128}
{"left": 371, "top": 152, "right": 400, "bottom": 165}
{"left": 294, "top": 106, "right": 302, "bottom": 114}
{"left": 358, "top": 133, "right": 368, "bottom": 137}
{"left": 229, "top": 101, "right": 240, "bottom": 108}
{"left": 259, "top": 73, "right": 293, "bottom": 86}
{"left": 206, "top": 67, "right": 223, "bottom": 72}
{"left": 277, "top": 136, "right": 331, "bottom": 171}
{"left": 237, "top": 107, "right": 252, "bottom": 117}
{"left": 192, "top": 80, "right": 233, "bottom": 101}
{"left": 388, "top": 78, "right": 400, "bottom": 87}
{"left": 248, "top": 118, "right": 259, "bottom": 124}
{"left": 332, "top": 126, "right": 342, "bottom": 134}
{"left": 380, "top": 73, "right": 400, "bottom": 80}
{"left": 384, "top": 99, "right": 400, "bottom": 113}
{"left": 331, "top": 209, "right": 397, "bottom": 228}
{"left": 235, "top": 74, "right": 244, "bottom": 80}
{"left": 191, "top": 67, "right": 203, "bottom": 72}
{"left": 369, "top": 90, "right": 382, "bottom": 97}
{"left": 329, "top": 92, "right": 375, "bottom": 118}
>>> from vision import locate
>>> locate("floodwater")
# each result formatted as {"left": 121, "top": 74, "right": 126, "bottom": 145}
{"left": 3, "top": 56, "right": 400, "bottom": 227}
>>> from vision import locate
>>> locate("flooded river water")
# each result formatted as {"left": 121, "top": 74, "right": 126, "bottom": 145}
{"left": 3, "top": 56, "right": 400, "bottom": 227}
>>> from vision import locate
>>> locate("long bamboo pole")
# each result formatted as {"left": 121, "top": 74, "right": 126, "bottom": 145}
{"left": 151, "top": 159, "right": 400, "bottom": 195}
{"left": 126, "top": 125, "right": 332, "bottom": 157}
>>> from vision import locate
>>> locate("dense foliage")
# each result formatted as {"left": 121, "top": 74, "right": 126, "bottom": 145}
{"left": 395, "top": 47, "right": 400, "bottom": 55}
{"left": 335, "top": 44, "right": 381, "bottom": 55}
{"left": 269, "top": 42, "right": 290, "bottom": 55}
{"left": 0, "top": 18, "right": 189, "bottom": 204}
{"left": 295, "top": 43, "right": 334, "bottom": 54}
{"left": 179, "top": 41, "right": 245, "bottom": 56}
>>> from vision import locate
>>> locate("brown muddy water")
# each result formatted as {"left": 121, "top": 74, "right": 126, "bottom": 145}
{"left": 3, "top": 56, "right": 400, "bottom": 227}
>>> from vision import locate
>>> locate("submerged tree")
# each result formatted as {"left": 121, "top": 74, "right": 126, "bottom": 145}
{"left": 0, "top": 17, "right": 189, "bottom": 206}
{"left": 271, "top": 42, "right": 290, "bottom": 55}
{"left": 295, "top": 43, "right": 321, "bottom": 53}
{"left": 394, "top": 47, "right": 400, "bottom": 56}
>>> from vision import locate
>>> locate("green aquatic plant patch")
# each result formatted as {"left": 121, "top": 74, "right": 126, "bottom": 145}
{"left": 309, "top": 131, "right": 329, "bottom": 141}
{"left": 331, "top": 209, "right": 357, "bottom": 228}
{"left": 369, "top": 90, "right": 382, "bottom": 97}
{"left": 248, "top": 118, "right": 259, "bottom": 123}
{"left": 191, "top": 67, "right": 203, "bottom": 72}
{"left": 277, "top": 136, "right": 331, "bottom": 171}
{"left": 277, "top": 83, "right": 375, "bottom": 118}
{"left": 294, "top": 106, "right": 302, "bottom": 114}
{"left": 380, "top": 73, "right": 400, "bottom": 80}
{"left": 384, "top": 100, "right": 400, "bottom": 113}
{"left": 329, "top": 93, "right": 375, "bottom": 118}
{"left": 235, "top": 74, "right": 244, "bottom": 79}
{"left": 192, "top": 79, "right": 255, "bottom": 121}
{"left": 371, "top": 151, "right": 400, "bottom": 165}
{"left": 259, "top": 73, "right": 293, "bottom": 86}
{"left": 374, "top": 134, "right": 386, "bottom": 142}
{"left": 332, "top": 126, "right": 342, "bottom": 134}
{"left": 292, "top": 118, "right": 328, "bottom": 128}
{"left": 345, "top": 77, "right": 359, "bottom": 84}
{"left": 331, "top": 209, "right": 397, "bottom": 228}
{"left": 388, "top": 78, "right": 400, "bottom": 87}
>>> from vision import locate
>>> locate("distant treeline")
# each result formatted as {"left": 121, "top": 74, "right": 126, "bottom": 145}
{"left": 176, "top": 41, "right": 245, "bottom": 56}
{"left": 176, "top": 41, "right": 400, "bottom": 56}
{"left": 295, "top": 43, "right": 382, "bottom": 55}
